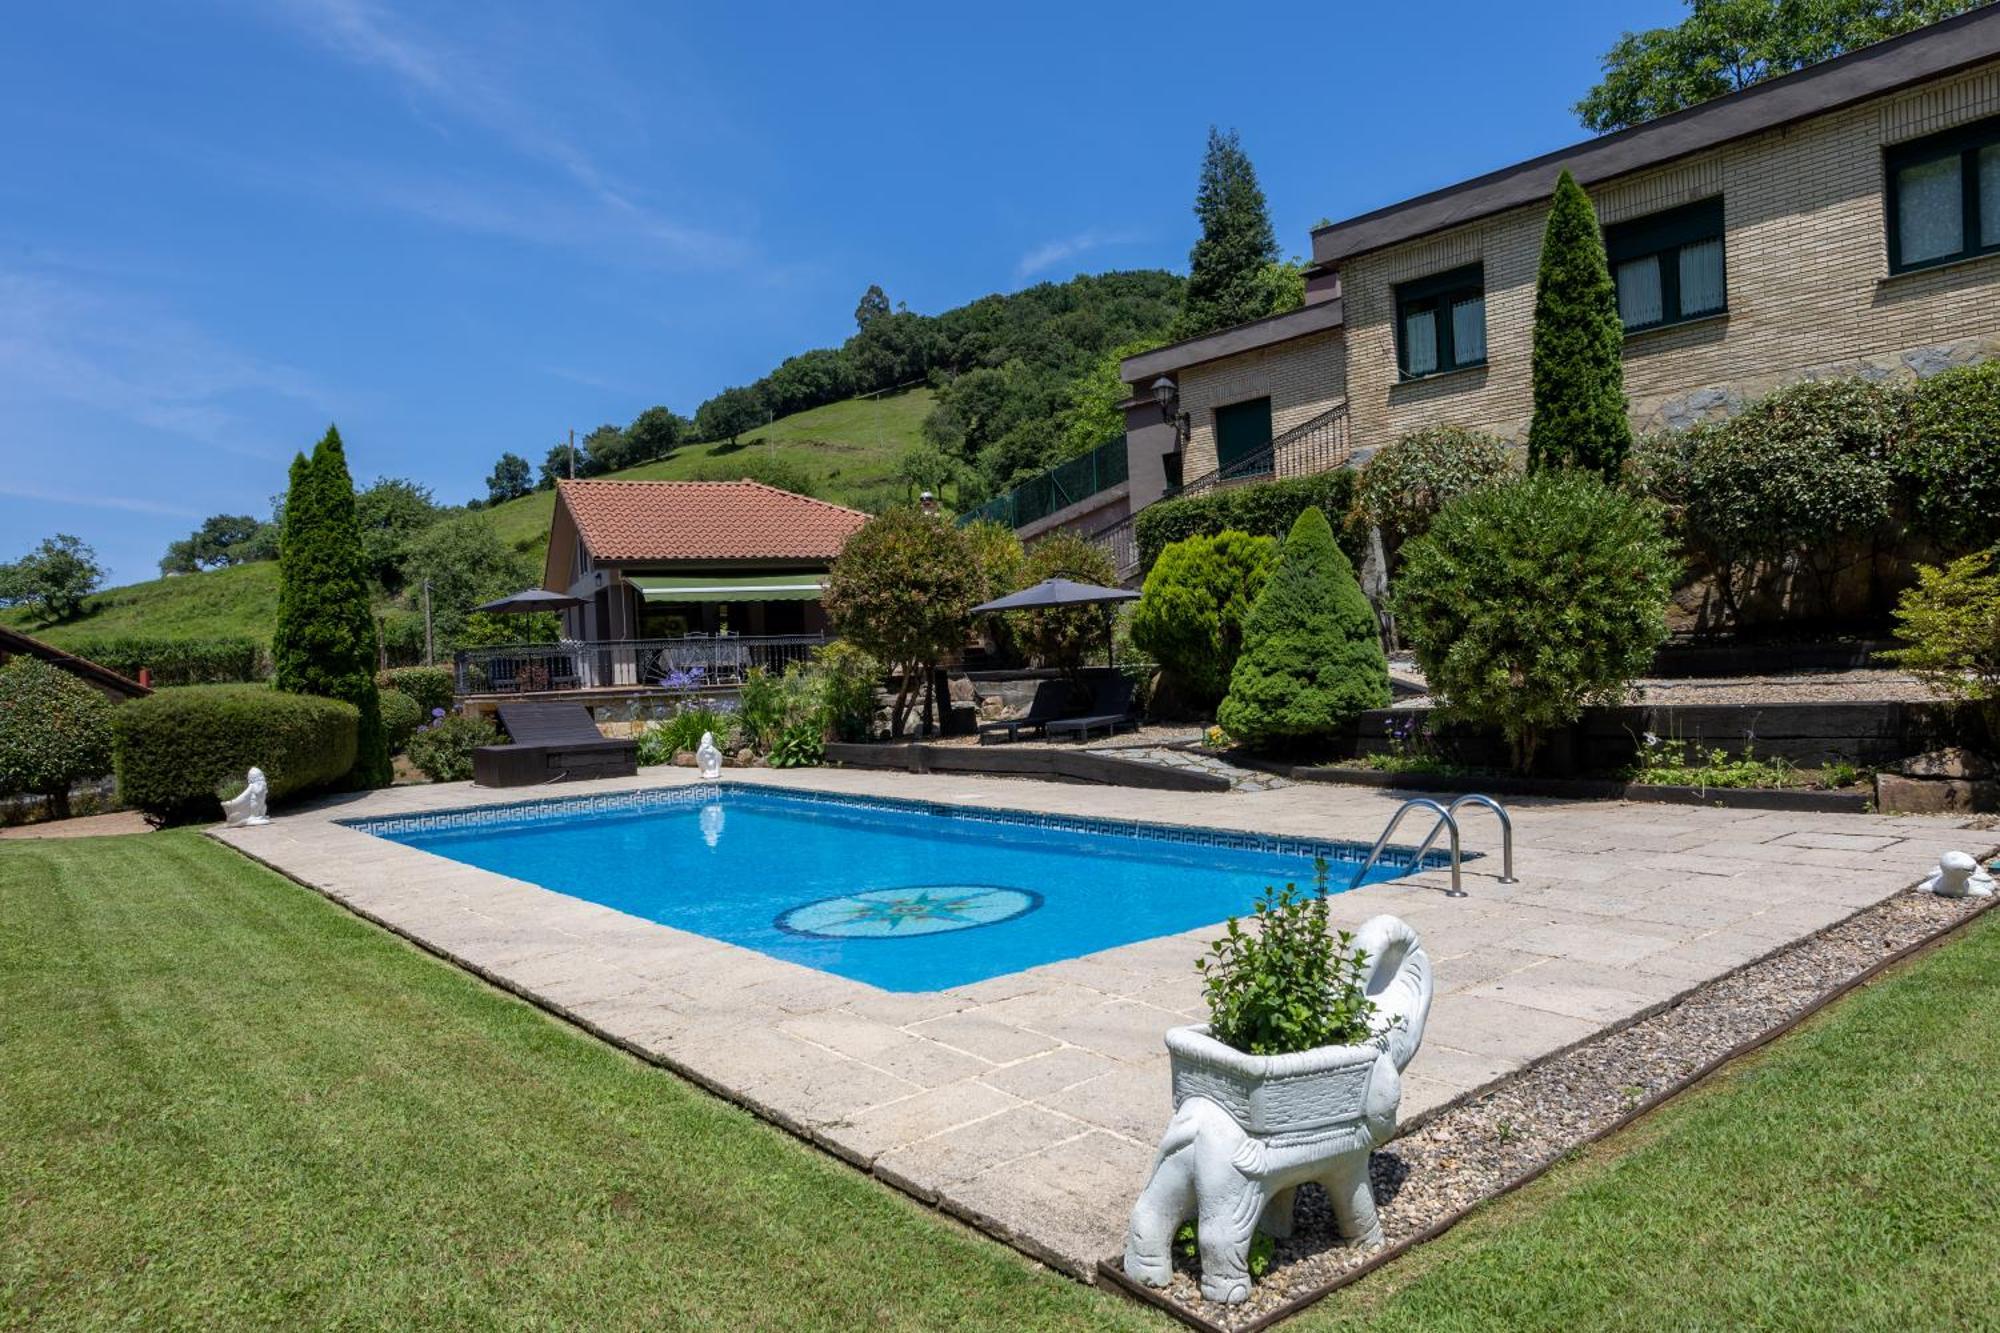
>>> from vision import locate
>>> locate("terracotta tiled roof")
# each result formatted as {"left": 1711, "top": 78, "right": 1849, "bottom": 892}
{"left": 0, "top": 626, "right": 150, "bottom": 700}
{"left": 556, "top": 479, "right": 869, "bottom": 562}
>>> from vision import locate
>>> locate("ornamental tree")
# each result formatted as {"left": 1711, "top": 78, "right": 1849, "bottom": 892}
{"left": 1392, "top": 470, "right": 1678, "bottom": 771}
{"left": 0, "top": 657, "right": 114, "bottom": 819}
{"left": 1174, "top": 127, "right": 1283, "bottom": 339}
{"left": 1350, "top": 425, "right": 1516, "bottom": 555}
{"left": 1527, "top": 170, "right": 1630, "bottom": 478}
{"left": 1130, "top": 530, "right": 1278, "bottom": 708}
{"left": 1217, "top": 507, "right": 1390, "bottom": 749}
{"left": 1013, "top": 531, "right": 1122, "bottom": 691}
{"left": 822, "top": 507, "right": 981, "bottom": 736}
{"left": 273, "top": 425, "right": 391, "bottom": 787}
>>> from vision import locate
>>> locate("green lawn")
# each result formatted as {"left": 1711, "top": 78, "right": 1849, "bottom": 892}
{"left": 5, "top": 830, "right": 1996, "bottom": 1330}
{"left": 481, "top": 387, "right": 936, "bottom": 557}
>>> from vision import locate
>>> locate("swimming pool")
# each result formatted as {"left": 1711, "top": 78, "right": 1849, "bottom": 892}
{"left": 348, "top": 785, "right": 1438, "bottom": 992}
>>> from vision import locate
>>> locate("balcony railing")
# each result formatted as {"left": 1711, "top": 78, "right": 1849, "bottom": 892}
{"left": 454, "top": 634, "right": 830, "bottom": 696}
{"left": 1080, "top": 401, "right": 1352, "bottom": 583}
{"left": 961, "top": 435, "right": 1129, "bottom": 531}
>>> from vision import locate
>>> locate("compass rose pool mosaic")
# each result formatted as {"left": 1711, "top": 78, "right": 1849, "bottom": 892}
{"left": 347, "top": 784, "right": 1443, "bottom": 992}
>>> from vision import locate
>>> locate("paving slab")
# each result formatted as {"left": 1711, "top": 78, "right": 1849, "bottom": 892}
{"left": 209, "top": 762, "right": 1980, "bottom": 1279}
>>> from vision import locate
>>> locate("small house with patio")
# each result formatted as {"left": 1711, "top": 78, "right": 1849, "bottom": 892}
{"left": 456, "top": 479, "right": 867, "bottom": 700}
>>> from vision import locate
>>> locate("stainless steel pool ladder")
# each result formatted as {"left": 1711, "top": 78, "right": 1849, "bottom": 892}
{"left": 1349, "top": 794, "right": 1517, "bottom": 898}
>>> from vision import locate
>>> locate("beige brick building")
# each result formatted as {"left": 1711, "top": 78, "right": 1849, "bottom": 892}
{"left": 1116, "top": 6, "right": 2000, "bottom": 520}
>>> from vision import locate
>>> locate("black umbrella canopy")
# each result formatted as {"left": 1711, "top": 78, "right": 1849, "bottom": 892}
{"left": 473, "top": 588, "right": 587, "bottom": 614}
{"left": 969, "top": 577, "right": 1138, "bottom": 615}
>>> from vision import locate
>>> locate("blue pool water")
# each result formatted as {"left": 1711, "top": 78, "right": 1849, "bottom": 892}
{"left": 350, "top": 786, "right": 1431, "bottom": 992}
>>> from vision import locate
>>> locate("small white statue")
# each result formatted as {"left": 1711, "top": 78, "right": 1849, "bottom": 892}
{"left": 1124, "top": 915, "right": 1433, "bottom": 1304}
{"left": 696, "top": 731, "right": 723, "bottom": 780}
{"left": 221, "top": 767, "right": 271, "bottom": 827}
{"left": 1922, "top": 850, "right": 1995, "bottom": 898}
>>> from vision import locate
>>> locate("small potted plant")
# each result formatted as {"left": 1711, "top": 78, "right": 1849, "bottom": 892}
{"left": 1124, "top": 863, "right": 1433, "bottom": 1304}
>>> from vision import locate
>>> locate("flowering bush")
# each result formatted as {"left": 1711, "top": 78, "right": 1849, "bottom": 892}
{"left": 636, "top": 704, "right": 739, "bottom": 765}
{"left": 406, "top": 710, "right": 498, "bottom": 782}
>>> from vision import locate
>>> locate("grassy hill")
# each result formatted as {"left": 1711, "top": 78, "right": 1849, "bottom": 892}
{"left": 481, "top": 387, "right": 933, "bottom": 557}
{"left": 5, "top": 389, "right": 933, "bottom": 652}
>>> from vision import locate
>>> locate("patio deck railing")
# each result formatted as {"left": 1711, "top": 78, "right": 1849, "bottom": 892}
{"left": 453, "top": 634, "right": 830, "bottom": 696}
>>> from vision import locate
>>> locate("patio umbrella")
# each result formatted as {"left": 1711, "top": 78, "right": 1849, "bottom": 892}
{"left": 970, "top": 577, "right": 1138, "bottom": 666}
{"left": 968, "top": 577, "right": 1137, "bottom": 614}
{"left": 473, "top": 588, "right": 587, "bottom": 614}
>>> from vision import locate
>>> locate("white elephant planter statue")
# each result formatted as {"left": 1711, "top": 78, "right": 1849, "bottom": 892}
{"left": 1123, "top": 914, "right": 1433, "bottom": 1305}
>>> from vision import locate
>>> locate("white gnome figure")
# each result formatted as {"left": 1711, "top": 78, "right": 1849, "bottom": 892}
{"left": 221, "top": 767, "right": 271, "bottom": 827}
{"left": 696, "top": 731, "right": 723, "bottom": 780}
{"left": 1922, "top": 850, "right": 1996, "bottom": 898}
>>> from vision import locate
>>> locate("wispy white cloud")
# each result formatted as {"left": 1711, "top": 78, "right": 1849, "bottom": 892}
{"left": 1016, "top": 228, "right": 1145, "bottom": 280}
{"left": 0, "top": 480, "right": 204, "bottom": 520}
{"left": 0, "top": 269, "right": 327, "bottom": 462}
{"left": 263, "top": 0, "right": 746, "bottom": 267}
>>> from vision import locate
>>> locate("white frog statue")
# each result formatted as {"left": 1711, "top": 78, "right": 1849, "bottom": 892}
{"left": 220, "top": 767, "right": 271, "bottom": 827}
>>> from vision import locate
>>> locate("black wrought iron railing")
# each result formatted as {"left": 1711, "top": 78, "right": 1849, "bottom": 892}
{"left": 454, "top": 634, "right": 830, "bottom": 695}
{"left": 961, "top": 436, "right": 1129, "bottom": 530}
{"left": 1080, "top": 401, "right": 1352, "bottom": 582}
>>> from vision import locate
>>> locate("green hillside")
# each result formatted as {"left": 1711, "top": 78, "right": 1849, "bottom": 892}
{"left": 1, "top": 560, "right": 282, "bottom": 651}
{"left": 482, "top": 387, "right": 933, "bottom": 557}
{"left": 6, "top": 389, "right": 934, "bottom": 652}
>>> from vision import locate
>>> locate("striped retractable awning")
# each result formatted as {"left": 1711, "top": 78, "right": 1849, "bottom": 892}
{"left": 629, "top": 574, "right": 827, "bottom": 603}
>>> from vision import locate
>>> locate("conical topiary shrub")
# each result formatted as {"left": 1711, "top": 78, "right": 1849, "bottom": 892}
{"left": 1217, "top": 506, "right": 1389, "bottom": 749}
{"left": 273, "top": 426, "right": 391, "bottom": 788}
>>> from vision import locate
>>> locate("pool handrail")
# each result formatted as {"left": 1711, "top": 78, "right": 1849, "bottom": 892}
{"left": 1349, "top": 797, "right": 1463, "bottom": 897}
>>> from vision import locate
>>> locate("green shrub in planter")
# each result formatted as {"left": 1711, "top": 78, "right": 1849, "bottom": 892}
{"left": 1129, "top": 530, "right": 1277, "bottom": 708}
{"left": 0, "top": 657, "right": 115, "bottom": 819}
{"left": 112, "top": 685, "right": 359, "bottom": 823}
{"left": 406, "top": 712, "right": 500, "bottom": 783}
{"left": 1898, "top": 361, "right": 2000, "bottom": 554}
{"left": 1216, "top": 507, "right": 1389, "bottom": 749}
{"left": 1392, "top": 470, "right": 1678, "bottom": 771}
{"left": 379, "top": 689, "right": 424, "bottom": 753}
{"left": 376, "top": 665, "right": 455, "bottom": 715}
{"left": 1349, "top": 425, "right": 1514, "bottom": 550}
{"left": 636, "top": 705, "right": 738, "bottom": 765}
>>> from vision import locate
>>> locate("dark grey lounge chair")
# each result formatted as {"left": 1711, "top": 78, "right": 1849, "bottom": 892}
{"left": 1046, "top": 675, "right": 1139, "bottom": 743}
{"left": 977, "top": 680, "right": 1071, "bottom": 745}
{"left": 472, "top": 702, "right": 638, "bottom": 787}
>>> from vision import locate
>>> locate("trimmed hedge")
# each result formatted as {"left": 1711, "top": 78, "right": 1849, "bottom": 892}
{"left": 1899, "top": 360, "right": 2000, "bottom": 553}
{"left": 380, "top": 689, "right": 424, "bottom": 752}
{"left": 66, "top": 636, "right": 266, "bottom": 687}
{"left": 377, "top": 665, "right": 455, "bottom": 715}
{"left": 0, "top": 657, "right": 115, "bottom": 818}
{"left": 1135, "top": 469, "right": 1360, "bottom": 575}
{"left": 112, "top": 685, "right": 359, "bottom": 823}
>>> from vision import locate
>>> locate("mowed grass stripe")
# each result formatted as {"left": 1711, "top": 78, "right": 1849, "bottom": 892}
{"left": 0, "top": 831, "right": 1148, "bottom": 1332}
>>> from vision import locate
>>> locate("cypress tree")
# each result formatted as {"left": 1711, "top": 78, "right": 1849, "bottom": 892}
{"left": 1217, "top": 506, "right": 1390, "bottom": 749}
{"left": 1527, "top": 170, "right": 1630, "bottom": 477}
{"left": 1174, "top": 128, "right": 1282, "bottom": 340}
{"left": 274, "top": 425, "right": 391, "bottom": 787}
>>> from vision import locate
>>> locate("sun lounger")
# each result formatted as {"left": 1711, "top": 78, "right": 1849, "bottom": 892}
{"left": 977, "top": 679, "right": 1071, "bottom": 745}
{"left": 472, "top": 702, "right": 638, "bottom": 787}
{"left": 1045, "top": 675, "right": 1139, "bottom": 743}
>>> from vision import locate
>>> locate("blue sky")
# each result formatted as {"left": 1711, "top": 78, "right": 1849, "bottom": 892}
{"left": 1, "top": 0, "right": 1683, "bottom": 586}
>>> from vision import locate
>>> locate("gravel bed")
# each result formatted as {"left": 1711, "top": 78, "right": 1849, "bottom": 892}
{"left": 1139, "top": 879, "right": 1997, "bottom": 1329}
{"left": 1385, "top": 656, "right": 1935, "bottom": 709}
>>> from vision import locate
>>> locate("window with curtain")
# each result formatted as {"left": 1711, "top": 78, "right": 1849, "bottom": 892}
{"left": 1394, "top": 264, "right": 1485, "bottom": 378}
{"left": 1603, "top": 197, "right": 1726, "bottom": 332}
{"left": 1886, "top": 114, "right": 2000, "bottom": 272}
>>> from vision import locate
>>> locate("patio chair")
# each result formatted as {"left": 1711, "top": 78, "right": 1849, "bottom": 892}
{"left": 976, "top": 679, "right": 1071, "bottom": 745}
{"left": 473, "top": 702, "right": 638, "bottom": 787}
{"left": 1045, "top": 674, "right": 1139, "bottom": 743}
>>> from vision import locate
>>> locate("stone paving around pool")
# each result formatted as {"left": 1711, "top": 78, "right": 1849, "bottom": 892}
{"left": 210, "top": 767, "right": 1982, "bottom": 1279}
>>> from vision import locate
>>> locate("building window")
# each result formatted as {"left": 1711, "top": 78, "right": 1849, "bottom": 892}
{"left": 1213, "top": 397, "right": 1273, "bottom": 479}
{"left": 1394, "top": 264, "right": 1485, "bottom": 378}
{"left": 1604, "top": 197, "right": 1726, "bottom": 332}
{"left": 1886, "top": 114, "right": 2000, "bottom": 273}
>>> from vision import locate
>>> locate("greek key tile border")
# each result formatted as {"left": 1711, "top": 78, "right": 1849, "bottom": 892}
{"left": 340, "top": 781, "right": 1456, "bottom": 872}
